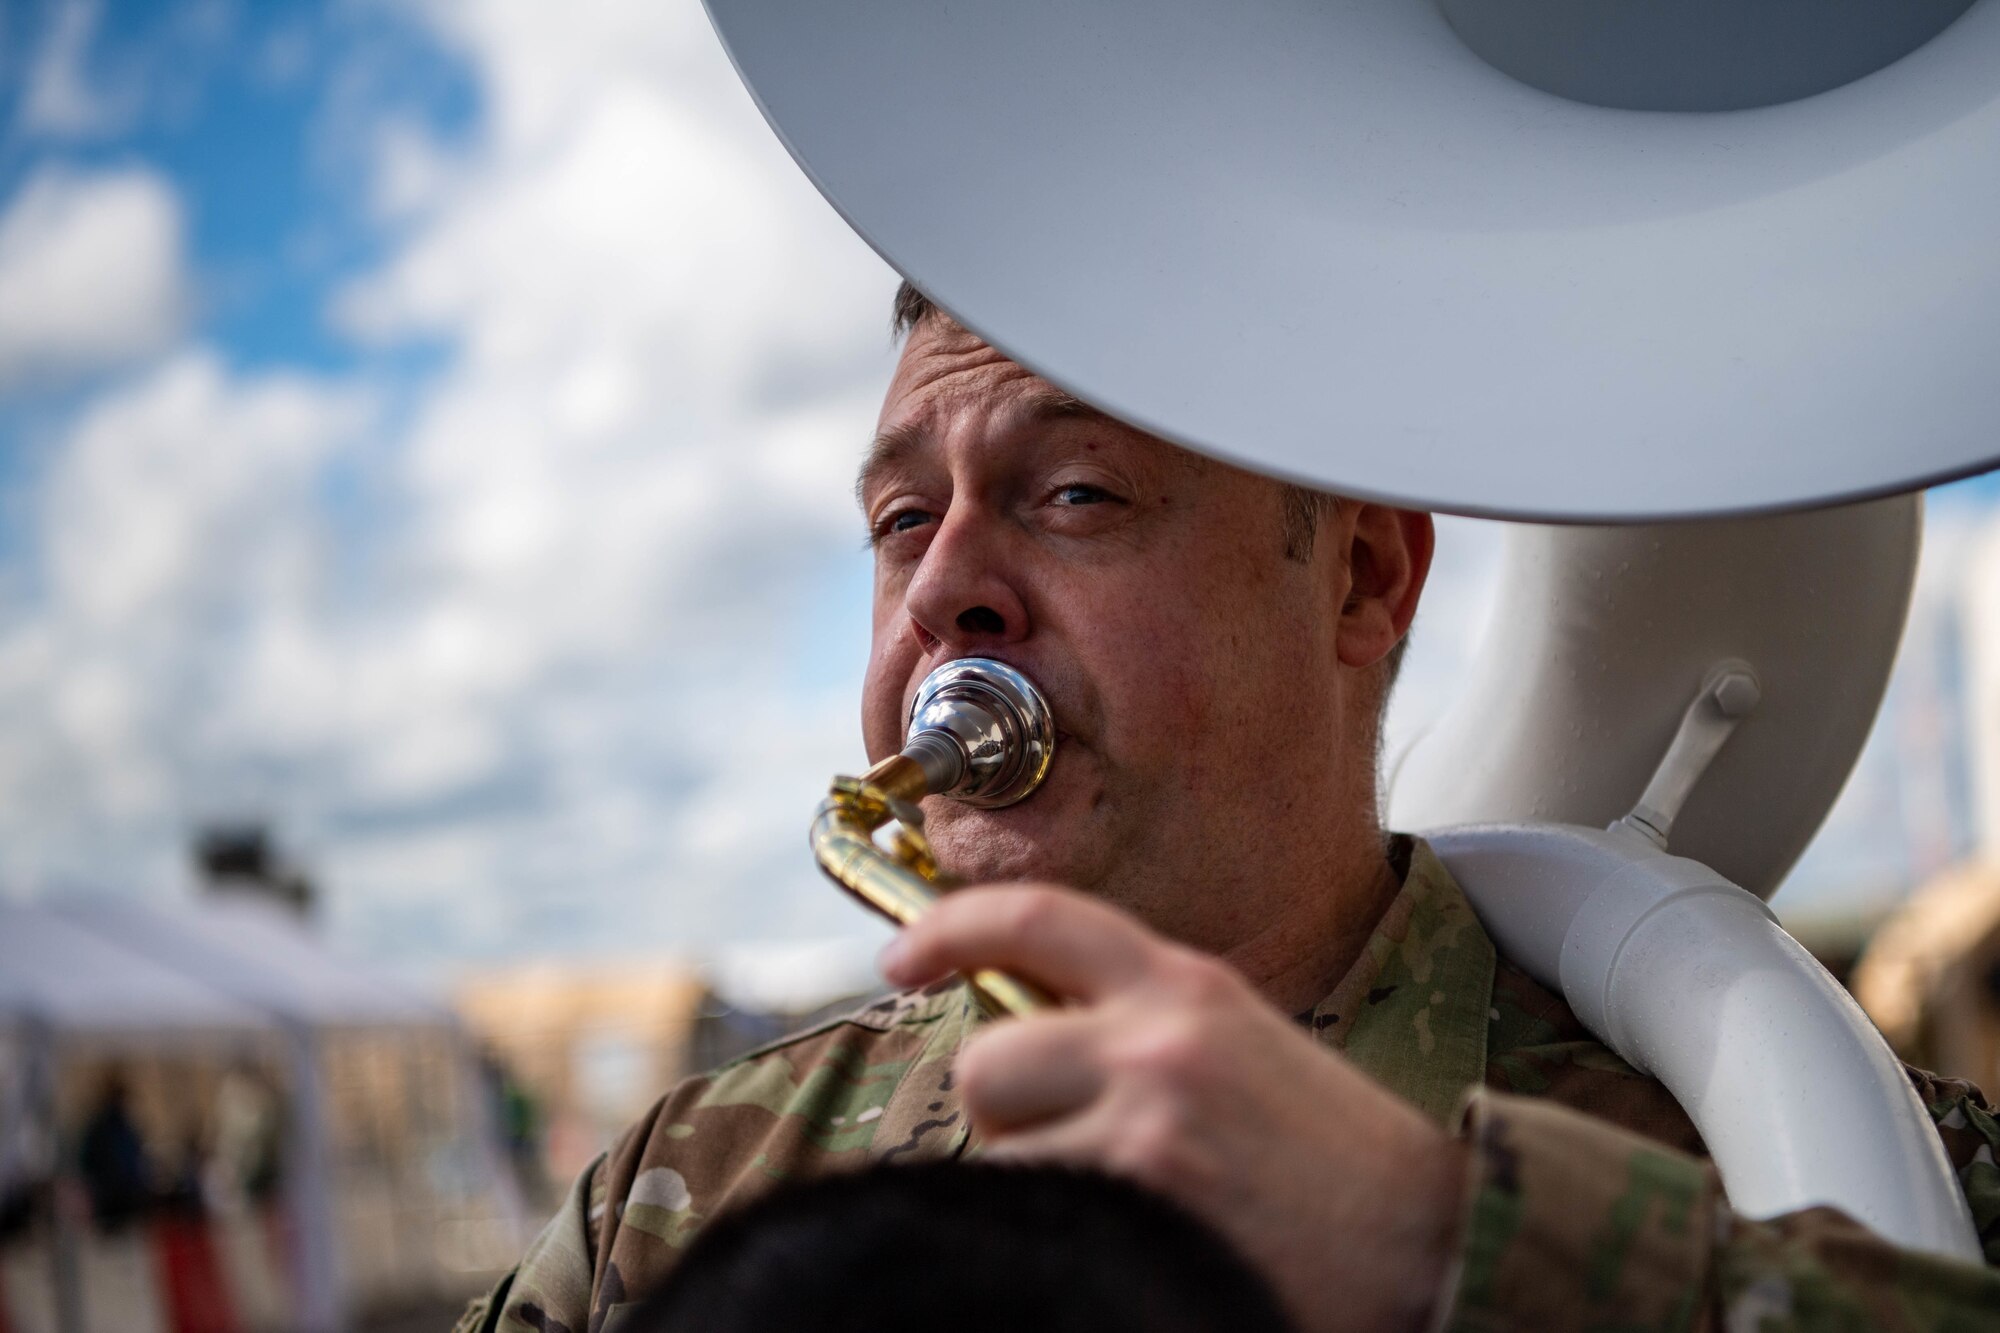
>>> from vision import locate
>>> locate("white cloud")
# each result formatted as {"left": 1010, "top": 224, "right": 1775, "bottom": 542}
{"left": 16, "top": 0, "right": 128, "bottom": 139}
{"left": 0, "top": 350, "right": 369, "bottom": 888}
{"left": 0, "top": 166, "right": 190, "bottom": 391}
{"left": 46, "top": 354, "right": 360, "bottom": 628}
{"left": 285, "top": 0, "right": 899, "bottom": 964}
{"left": 0, "top": 6, "right": 898, "bottom": 971}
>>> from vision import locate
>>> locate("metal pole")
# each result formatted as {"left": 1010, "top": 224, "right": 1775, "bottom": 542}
{"left": 285, "top": 1025, "right": 346, "bottom": 1333}
{"left": 25, "top": 1021, "right": 83, "bottom": 1333}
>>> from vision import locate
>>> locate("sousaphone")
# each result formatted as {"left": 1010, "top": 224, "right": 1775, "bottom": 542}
{"left": 707, "top": 0, "right": 2000, "bottom": 1259}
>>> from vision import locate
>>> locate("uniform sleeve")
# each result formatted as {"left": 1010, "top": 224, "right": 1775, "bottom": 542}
{"left": 453, "top": 1154, "right": 607, "bottom": 1333}
{"left": 1437, "top": 1083, "right": 2000, "bottom": 1333}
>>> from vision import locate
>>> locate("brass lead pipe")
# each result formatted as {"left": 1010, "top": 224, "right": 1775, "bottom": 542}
{"left": 864, "top": 753, "right": 928, "bottom": 805}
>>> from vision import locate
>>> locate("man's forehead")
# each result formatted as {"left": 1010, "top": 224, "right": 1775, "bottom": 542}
{"left": 879, "top": 322, "right": 1083, "bottom": 422}
{"left": 857, "top": 383, "right": 1111, "bottom": 502}
{"left": 858, "top": 319, "right": 1218, "bottom": 507}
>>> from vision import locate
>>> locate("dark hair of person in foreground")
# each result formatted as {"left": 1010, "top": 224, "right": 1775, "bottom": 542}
{"left": 630, "top": 1160, "right": 1297, "bottom": 1333}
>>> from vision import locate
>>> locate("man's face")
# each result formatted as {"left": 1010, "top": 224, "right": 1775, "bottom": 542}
{"left": 859, "top": 320, "right": 1411, "bottom": 942}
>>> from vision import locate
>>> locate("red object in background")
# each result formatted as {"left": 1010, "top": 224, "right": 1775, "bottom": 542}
{"left": 153, "top": 1217, "right": 241, "bottom": 1333}
{"left": 262, "top": 1203, "right": 297, "bottom": 1308}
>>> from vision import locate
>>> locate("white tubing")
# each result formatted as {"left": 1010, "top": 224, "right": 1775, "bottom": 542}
{"left": 1429, "top": 823, "right": 1981, "bottom": 1262}
{"left": 1389, "top": 496, "right": 1920, "bottom": 901}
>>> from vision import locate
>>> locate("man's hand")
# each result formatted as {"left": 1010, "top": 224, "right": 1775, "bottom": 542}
{"left": 879, "top": 883, "right": 1469, "bottom": 1333}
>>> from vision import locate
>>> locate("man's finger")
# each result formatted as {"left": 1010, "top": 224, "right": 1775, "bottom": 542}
{"left": 879, "top": 883, "right": 1164, "bottom": 1001}
{"left": 977, "top": 1098, "right": 1138, "bottom": 1177}
{"left": 957, "top": 1009, "right": 1109, "bottom": 1135}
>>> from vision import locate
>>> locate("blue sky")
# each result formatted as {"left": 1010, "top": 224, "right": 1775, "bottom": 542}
{"left": 0, "top": 1, "right": 905, "bottom": 982}
{"left": 0, "top": 0, "right": 1994, "bottom": 984}
{"left": 0, "top": 2, "right": 474, "bottom": 371}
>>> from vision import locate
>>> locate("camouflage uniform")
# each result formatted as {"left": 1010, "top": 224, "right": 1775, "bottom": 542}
{"left": 457, "top": 841, "right": 2000, "bottom": 1332}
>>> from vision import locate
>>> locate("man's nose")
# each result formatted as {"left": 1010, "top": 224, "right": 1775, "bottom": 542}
{"left": 902, "top": 509, "right": 1030, "bottom": 652}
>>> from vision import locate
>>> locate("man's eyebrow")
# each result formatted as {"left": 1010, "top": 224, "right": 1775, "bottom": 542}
{"left": 856, "top": 389, "right": 1122, "bottom": 507}
{"left": 1022, "top": 386, "right": 1204, "bottom": 474}
{"left": 1019, "top": 386, "right": 1106, "bottom": 421}
{"left": 855, "top": 421, "right": 929, "bottom": 508}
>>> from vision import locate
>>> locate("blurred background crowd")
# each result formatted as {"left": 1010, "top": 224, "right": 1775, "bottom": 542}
{"left": 2, "top": 2, "right": 2000, "bottom": 1330}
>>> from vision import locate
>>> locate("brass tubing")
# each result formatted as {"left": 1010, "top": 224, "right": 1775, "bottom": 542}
{"left": 812, "top": 763, "right": 1051, "bottom": 1016}
{"left": 809, "top": 798, "right": 940, "bottom": 928}
{"left": 861, "top": 754, "right": 929, "bottom": 804}
{"left": 962, "top": 966, "right": 1055, "bottom": 1018}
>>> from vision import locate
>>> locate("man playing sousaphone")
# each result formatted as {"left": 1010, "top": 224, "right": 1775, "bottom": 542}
{"left": 457, "top": 289, "right": 2000, "bottom": 1333}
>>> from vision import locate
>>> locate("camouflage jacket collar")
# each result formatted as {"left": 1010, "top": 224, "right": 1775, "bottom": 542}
{"left": 1301, "top": 838, "right": 1496, "bottom": 1124}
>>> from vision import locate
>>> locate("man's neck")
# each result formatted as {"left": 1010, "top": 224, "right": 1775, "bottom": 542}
{"left": 1206, "top": 840, "right": 1407, "bottom": 1016}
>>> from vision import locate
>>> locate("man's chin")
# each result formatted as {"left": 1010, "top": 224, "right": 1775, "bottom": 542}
{"left": 923, "top": 812, "right": 1105, "bottom": 894}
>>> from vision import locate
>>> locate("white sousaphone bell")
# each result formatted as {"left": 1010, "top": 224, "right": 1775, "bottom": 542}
{"left": 705, "top": 0, "right": 2000, "bottom": 1260}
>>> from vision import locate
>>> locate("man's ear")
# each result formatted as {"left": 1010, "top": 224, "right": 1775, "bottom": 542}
{"left": 1336, "top": 506, "right": 1434, "bottom": 670}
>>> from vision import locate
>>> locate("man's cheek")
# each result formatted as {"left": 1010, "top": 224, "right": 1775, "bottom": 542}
{"left": 859, "top": 654, "right": 912, "bottom": 760}
{"left": 1087, "top": 677, "right": 1207, "bottom": 797}
{"left": 1125, "top": 653, "right": 1210, "bottom": 738}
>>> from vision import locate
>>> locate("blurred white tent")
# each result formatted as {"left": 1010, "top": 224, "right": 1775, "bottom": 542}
{"left": 0, "top": 905, "right": 274, "bottom": 1042}
{"left": 60, "top": 898, "right": 452, "bottom": 1032}
{"left": 0, "top": 898, "right": 522, "bottom": 1333}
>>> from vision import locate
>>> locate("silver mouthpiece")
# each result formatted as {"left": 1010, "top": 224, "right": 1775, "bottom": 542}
{"left": 902, "top": 658, "right": 1056, "bottom": 808}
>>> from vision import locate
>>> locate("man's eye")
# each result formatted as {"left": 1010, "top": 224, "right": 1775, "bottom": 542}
{"left": 869, "top": 508, "right": 934, "bottom": 547}
{"left": 1052, "top": 483, "right": 1115, "bottom": 506}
